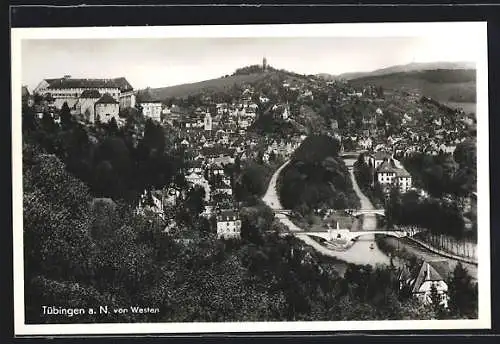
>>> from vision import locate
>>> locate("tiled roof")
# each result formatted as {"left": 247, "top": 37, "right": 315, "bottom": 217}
{"left": 46, "top": 77, "right": 133, "bottom": 92}
{"left": 395, "top": 168, "right": 411, "bottom": 178}
{"left": 80, "top": 89, "right": 101, "bottom": 98}
{"left": 95, "top": 93, "right": 119, "bottom": 105}
{"left": 217, "top": 209, "right": 239, "bottom": 221}
{"left": 377, "top": 159, "right": 398, "bottom": 173}
{"left": 411, "top": 260, "right": 450, "bottom": 294}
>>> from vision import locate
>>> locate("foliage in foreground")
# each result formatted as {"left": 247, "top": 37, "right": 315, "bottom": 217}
{"left": 23, "top": 142, "right": 478, "bottom": 323}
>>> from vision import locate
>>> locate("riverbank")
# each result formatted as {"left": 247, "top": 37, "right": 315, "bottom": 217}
{"left": 375, "top": 235, "right": 477, "bottom": 280}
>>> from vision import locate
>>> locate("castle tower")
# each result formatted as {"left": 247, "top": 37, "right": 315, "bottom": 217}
{"left": 263, "top": 57, "right": 268, "bottom": 71}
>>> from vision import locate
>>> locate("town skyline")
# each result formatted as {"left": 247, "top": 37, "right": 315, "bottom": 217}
{"left": 21, "top": 35, "right": 480, "bottom": 91}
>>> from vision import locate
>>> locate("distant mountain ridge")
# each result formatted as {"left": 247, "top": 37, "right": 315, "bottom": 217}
{"left": 317, "top": 61, "right": 476, "bottom": 81}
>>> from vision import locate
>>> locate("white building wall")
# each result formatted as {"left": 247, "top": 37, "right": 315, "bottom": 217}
{"left": 377, "top": 172, "right": 396, "bottom": 185}
{"left": 217, "top": 220, "right": 242, "bottom": 239}
{"left": 141, "top": 102, "right": 162, "bottom": 122}
{"left": 95, "top": 103, "right": 119, "bottom": 123}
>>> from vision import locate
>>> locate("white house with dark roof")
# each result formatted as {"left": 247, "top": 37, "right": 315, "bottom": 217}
{"left": 399, "top": 260, "right": 450, "bottom": 308}
{"left": 94, "top": 93, "right": 120, "bottom": 124}
{"left": 137, "top": 91, "right": 162, "bottom": 122}
{"left": 78, "top": 89, "right": 101, "bottom": 122}
{"left": 376, "top": 158, "right": 412, "bottom": 193}
{"left": 216, "top": 209, "right": 241, "bottom": 239}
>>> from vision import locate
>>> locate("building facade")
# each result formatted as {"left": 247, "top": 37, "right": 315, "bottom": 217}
{"left": 33, "top": 76, "right": 134, "bottom": 110}
{"left": 78, "top": 89, "right": 101, "bottom": 123}
{"left": 376, "top": 158, "right": 413, "bottom": 193}
{"left": 140, "top": 101, "right": 162, "bottom": 122}
{"left": 94, "top": 93, "right": 120, "bottom": 124}
{"left": 216, "top": 209, "right": 241, "bottom": 239}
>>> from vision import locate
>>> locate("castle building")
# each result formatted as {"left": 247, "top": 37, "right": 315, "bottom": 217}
{"left": 33, "top": 75, "right": 135, "bottom": 110}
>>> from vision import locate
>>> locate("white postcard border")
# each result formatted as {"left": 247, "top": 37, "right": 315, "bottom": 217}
{"left": 11, "top": 22, "right": 490, "bottom": 335}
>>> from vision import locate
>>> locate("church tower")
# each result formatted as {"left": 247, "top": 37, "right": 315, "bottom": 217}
{"left": 263, "top": 57, "right": 268, "bottom": 71}
{"left": 204, "top": 112, "right": 213, "bottom": 131}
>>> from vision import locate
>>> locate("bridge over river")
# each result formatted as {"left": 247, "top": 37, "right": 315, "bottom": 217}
{"left": 295, "top": 227, "right": 423, "bottom": 242}
{"left": 261, "top": 148, "right": 477, "bottom": 279}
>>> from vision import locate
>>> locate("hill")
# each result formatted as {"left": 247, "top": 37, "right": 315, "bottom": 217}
{"left": 318, "top": 61, "right": 475, "bottom": 81}
{"left": 141, "top": 72, "right": 270, "bottom": 100}
{"left": 348, "top": 69, "right": 476, "bottom": 111}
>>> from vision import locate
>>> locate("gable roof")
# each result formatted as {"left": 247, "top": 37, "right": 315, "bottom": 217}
{"left": 412, "top": 260, "right": 450, "bottom": 294}
{"left": 46, "top": 77, "right": 133, "bottom": 92}
{"left": 377, "top": 159, "right": 398, "bottom": 173}
{"left": 22, "top": 86, "right": 30, "bottom": 97}
{"left": 395, "top": 167, "right": 411, "bottom": 178}
{"left": 96, "top": 93, "right": 119, "bottom": 105}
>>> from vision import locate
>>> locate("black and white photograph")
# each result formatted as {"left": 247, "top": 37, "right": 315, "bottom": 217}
{"left": 11, "top": 22, "right": 490, "bottom": 335}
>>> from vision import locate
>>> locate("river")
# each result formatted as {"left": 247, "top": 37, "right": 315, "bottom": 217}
{"left": 262, "top": 156, "right": 477, "bottom": 280}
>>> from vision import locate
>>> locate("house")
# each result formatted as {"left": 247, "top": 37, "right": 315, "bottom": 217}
{"left": 33, "top": 76, "right": 134, "bottom": 110}
{"left": 376, "top": 159, "right": 397, "bottom": 187}
{"left": 394, "top": 168, "right": 412, "bottom": 193}
{"left": 399, "top": 260, "right": 450, "bottom": 308}
{"left": 136, "top": 189, "right": 165, "bottom": 220}
{"left": 22, "top": 86, "right": 34, "bottom": 108}
{"left": 216, "top": 209, "right": 241, "bottom": 239}
{"left": 358, "top": 137, "right": 373, "bottom": 150}
{"left": 78, "top": 89, "right": 101, "bottom": 122}
{"left": 137, "top": 92, "right": 162, "bottom": 122}
{"left": 94, "top": 93, "right": 120, "bottom": 124}
{"left": 369, "top": 151, "right": 391, "bottom": 168}
{"left": 376, "top": 158, "right": 412, "bottom": 193}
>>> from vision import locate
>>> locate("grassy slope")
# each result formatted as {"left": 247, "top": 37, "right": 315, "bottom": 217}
{"left": 348, "top": 69, "right": 476, "bottom": 112}
{"left": 144, "top": 72, "right": 271, "bottom": 99}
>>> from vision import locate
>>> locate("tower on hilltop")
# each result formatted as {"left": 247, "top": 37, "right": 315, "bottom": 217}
{"left": 263, "top": 57, "right": 268, "bottom": 71}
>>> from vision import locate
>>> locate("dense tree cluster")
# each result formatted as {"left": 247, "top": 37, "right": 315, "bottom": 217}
{"left": 278, "top": 135, "right": 360, "bottom": 214}
{"left": 23, "top": 104, "right": 184, "bottom": 203}
{"left": 23, "top": 146, "right": 453, "bottom": 323}
{"left": 401, "top": 142, "right": 476, "bottom": 197}
{"left": 385, "top": 188, "right": 469, "bottom": 240}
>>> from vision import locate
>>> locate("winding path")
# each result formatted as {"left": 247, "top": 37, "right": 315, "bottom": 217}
{"left": 261, "top": 152, "right": 478, "bottom": 280}
{"left": 261, "top": 158, "right": 390, "bottom": 265}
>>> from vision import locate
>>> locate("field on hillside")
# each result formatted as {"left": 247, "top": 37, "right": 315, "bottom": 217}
{"left": 349, "top": 69, "right": 476, "bottom": 105}
{"left": 444, "top": 102, "right": 476, "bottom": 115}
{"left": 146, "top": 72, "right": 270, "bottom": 99}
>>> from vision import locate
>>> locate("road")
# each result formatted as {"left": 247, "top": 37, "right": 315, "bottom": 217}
{"left": 261, "top": 158, "right": 390, "bottom": 267}
{"left": 343, "top": 158, "right": 376, "bottom": 231}
{"left": 261, "top": 153, "right": 478, "bottom": 280}
{"left": 262, "top": 159, "right": 289, "bottom": 211}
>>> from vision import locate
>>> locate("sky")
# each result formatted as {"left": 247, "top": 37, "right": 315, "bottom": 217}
{"left": 21, "top": 35, "right": 480, "bottom": 91}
